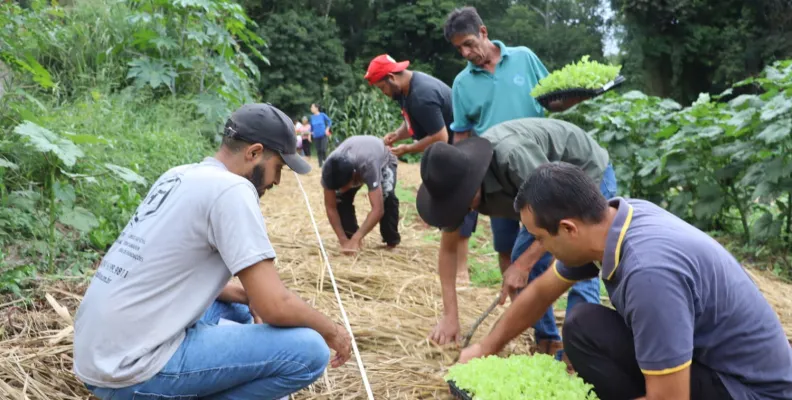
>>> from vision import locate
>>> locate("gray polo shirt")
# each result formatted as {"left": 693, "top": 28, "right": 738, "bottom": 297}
{"left": 555, "top": 197, "right": 792, "bottom": 399}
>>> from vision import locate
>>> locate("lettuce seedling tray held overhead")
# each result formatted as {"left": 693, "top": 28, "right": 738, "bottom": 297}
{"left": 535, "top": 75, "right": 626, "bottom": 113}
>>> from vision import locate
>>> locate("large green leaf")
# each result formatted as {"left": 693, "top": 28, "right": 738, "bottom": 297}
{"left": 104, "top": 163, "right": 147, "bottom": 185}
{"left": 59, "top": 206, "right": 99, "bottom": 233}
{"left": 693, "top": 183, "right": 725, "bottom": 220}
{"left": 760, "top": 95, "right": 792, "bottom": 121}
{"left": 12, "top": 121, "right": 84, "bottom": 167}
{"left": 755, "top": 119, "right": 792, "bottom": 144}
{"left": 751, "top": 212, "right": 783, "bottom": 243}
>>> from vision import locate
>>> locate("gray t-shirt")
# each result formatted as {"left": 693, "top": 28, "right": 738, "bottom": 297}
{"left": 556, "top": 197, "right": 792, "bottom": 399}
{"left": 321, "top": 135, "right": 397, "bottom": 191}
{"left": 73, "top": 157, "right": 276, "bottom": 388}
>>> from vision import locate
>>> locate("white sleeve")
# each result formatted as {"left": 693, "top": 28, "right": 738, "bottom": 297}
{"left": 207, "top": 182, "right": 277, "bottom": 275}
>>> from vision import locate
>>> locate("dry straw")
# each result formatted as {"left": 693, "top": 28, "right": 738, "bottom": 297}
{"left": 1, "top": 163, "right": 790, "bottom": 399}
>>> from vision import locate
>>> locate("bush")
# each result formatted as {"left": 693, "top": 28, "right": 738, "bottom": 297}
{"left": 553, "top": 59, "right": 792, "bottom": 270}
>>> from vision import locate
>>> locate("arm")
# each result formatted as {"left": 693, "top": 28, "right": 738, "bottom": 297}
{"left": 480, "top": 266, "right": 573, "bottom": 354}
{"left": 323, "top": 188, "right": 348, "bottom": 243}
{"left": 450, "top": 82, "right": 474, "bottom": 136}
{"left": 439, "top": 230, "right": 461, "bottom": 318}
{"left": 350, "top": 186, "right": 385, "bottom": 242}
{"left": 384, "top": 122, "right": 411, "bottom": 147}
{"left": 217, "top": 280, "right": 248, "bottom": 304}
{"left": 429, "top": 229, "right": 463, "bottom": 345}
{"left": 406, "top": 127, "right": 449, "bottom": 153}
{"left": 237, "top": 259, "right": 337, "bottom": 334}
{"left": 324, "top": 113, "right": 332, "bottom": 129}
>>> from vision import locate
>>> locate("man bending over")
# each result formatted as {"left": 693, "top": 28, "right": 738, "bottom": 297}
{"left": 73, "top": 103, "right": 351, "bottom": 400}
{"left": 417, "top": 118, "right": 615, "bottom": 361}
{"left": 322, "top": 135, "right": 400, "bottom": 255}
{"left": 460, "top": 162, "right": 792, "bottom": 400}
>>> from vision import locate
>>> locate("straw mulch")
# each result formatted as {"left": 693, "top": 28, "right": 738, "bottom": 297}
{"left": 1, "top": 162, "right": 791, "bottom": 399}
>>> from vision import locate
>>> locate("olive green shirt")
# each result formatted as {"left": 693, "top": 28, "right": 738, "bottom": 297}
{"left": 478, "top": 118, "right": 610, "bottom": 220}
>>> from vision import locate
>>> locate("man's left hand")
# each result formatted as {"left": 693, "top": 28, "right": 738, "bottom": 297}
{"left": 458, "top": 343, "right": 487, "bottom": 364}
{"left": 500, "top": 265, "right": 530, "bottom": 305}
{"left": 341, "top": 236, "right": 362, "bottom": 255}
{"left": 250, "top": 307, "right": 263, "bottom": 324}
{"left": 390, "top": 144, "right": 410, "bottom": 157}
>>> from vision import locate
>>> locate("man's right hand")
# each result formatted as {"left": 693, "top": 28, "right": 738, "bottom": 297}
{"left": 430, "top": 314, "right": 461, "bottom": 346}
{"left": 323, "top": 323, "right": 352, "bottom": 368}
{"left": 383, "top": 132, "right": 398, "bottom": 147}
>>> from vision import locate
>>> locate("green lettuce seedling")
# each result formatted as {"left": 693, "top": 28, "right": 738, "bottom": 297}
{"left": 530, "top": 55, "right": 621, "bottom": 98}
{"left": 445, "top": 354, "right": 599, "bottom": 400}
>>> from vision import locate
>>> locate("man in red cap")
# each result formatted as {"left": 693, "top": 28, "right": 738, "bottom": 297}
{"left": 364, "top": 54, "right": 481, "bottom": 343}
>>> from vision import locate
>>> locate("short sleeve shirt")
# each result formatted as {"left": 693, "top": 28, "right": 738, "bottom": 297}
{"left": 450, "top": 40, "right": 549, "bottom": 136}
{"left": 73, "top": 157, "right": 276, "bottom": 388}
{"left": 321, "top": 135, "right": 397, "bottom": 191}
{"left": 395, "top": 71, "right": 454, "bottom": 144}
{"left": 554, "top": 197, "right": 792, "bottom": 399}
{"left": 477, "top": 118, "right": 609, "bottom": 220}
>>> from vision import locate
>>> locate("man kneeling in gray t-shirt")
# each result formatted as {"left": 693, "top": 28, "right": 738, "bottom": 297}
{"left": 73, "top": 103, "right": 352, "bottom": 400}
{"left": 321, "top": 135, "right": 401, "bottom": 255}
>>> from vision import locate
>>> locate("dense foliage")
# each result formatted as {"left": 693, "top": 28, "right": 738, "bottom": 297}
{"left": 554, "top": 59, "right": 792, "bottom": 274}
{"left": 445, "top": 354, "right": 599, "bottom": 399}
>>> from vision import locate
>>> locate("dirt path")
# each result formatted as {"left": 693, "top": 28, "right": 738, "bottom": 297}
{"left": 1, "top": 160, "right": 790, "bottom": 399}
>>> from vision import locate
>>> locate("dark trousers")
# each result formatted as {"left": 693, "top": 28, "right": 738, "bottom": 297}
{"left": 314, "top": 136, "right": 328, "bottom": 167}
{"left": 336, "top": 185, "right": 400, "bottom": 247}
{"left": 301, "top": 138, "right": 311, "bottom": 157}
{"left": 563, "top": 303, "right": 732, "bottom": 400}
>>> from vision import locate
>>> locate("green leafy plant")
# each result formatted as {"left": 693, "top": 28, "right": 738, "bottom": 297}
{"left": 445, "top": 354, "right": 599, "bottom": 399}
{"left": 531, "top": 56, "right": 621, "bottom": 98}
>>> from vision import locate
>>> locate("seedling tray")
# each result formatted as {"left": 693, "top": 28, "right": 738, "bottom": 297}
{"left": 535, "top": 75, "right": 626, "bottom": 112}
{"left": 447, "top": 380, "right": 473, "bottom": 400}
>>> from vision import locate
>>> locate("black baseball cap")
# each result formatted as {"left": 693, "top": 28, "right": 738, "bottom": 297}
{"left": 223, "top": 103, "right": 311, "bottom": 174}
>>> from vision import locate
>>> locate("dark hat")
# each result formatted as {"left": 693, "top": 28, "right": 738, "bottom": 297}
{"left": 223, "top": 103, "right": 311, "bottom": 174}
{"left": 416, "top": 137, "right": 493, "bottom": 229}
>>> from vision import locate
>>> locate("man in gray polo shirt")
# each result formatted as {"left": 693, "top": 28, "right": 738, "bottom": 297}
{"left": 459, "top": 162, "right": 792, "bottom": 400}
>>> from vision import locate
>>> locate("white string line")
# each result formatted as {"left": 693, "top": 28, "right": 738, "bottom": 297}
{"left": 293, "top": 171, "right": 375, "bottom": 400}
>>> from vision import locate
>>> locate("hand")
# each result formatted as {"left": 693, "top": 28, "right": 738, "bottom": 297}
{"left": 250, "top": 307, "right": 263, "bottom": 324}
{"left": 458, "top": 343, "right": 487, "bottom": 364}
{"left": 341, "top": 236, "right": 362, "bottom": 255}
{"left": 430, "top": 314, "right": 461, "bottom": 346}
{"left": 390, "top": 144, "right": 411, "bottom": 157}
{"left": 323, "top": 323, "right": 352, "bottom": 368}
{"left": 383, "top": 132, "right": 398, "bottom": 146}
{"left": 500, "top": 265, "right": 530, "bottom": 305}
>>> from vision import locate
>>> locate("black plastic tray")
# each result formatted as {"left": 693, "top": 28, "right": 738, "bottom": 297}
{"left": 448, "top": 380, "right": 473, "bottom": 400}
{"left": 535, "top": 75, "right": 626, "bottom": 110}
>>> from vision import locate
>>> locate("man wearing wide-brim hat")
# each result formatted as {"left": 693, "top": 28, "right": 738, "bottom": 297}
{"left": 416, "top": 117, "right": 618, "bottom": 362}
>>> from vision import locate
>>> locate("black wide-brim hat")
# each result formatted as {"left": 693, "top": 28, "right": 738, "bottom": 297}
{"left": 416, "top": 137, "right": 494, "bottom": 230}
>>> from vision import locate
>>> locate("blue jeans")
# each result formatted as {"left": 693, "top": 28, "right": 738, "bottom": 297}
{"left": 510, "top": 163, "right": 618, "bottom": 343}
{"left": 86, "top": 301, "right": 330, "bottom": 400}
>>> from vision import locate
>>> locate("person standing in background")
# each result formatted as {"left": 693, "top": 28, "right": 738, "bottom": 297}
{"left": 440, "top": 6, "right": 600, "bottom": 360}
{"left": 296, "top": 116, "right": 311, "bottom": 158}
{"left": 309, "top": 103, "right": 332, "bottom": 167}
{"left": 364, "top": 53, "right": 478, "bottom": 286}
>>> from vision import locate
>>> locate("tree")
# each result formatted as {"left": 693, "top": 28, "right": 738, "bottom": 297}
{"left": 254, "top": 11, "right": 356, "bottom": 117}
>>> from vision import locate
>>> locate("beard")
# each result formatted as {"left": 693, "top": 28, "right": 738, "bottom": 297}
{"left": 247, "top": 163, "right": 272, "bottom": 197}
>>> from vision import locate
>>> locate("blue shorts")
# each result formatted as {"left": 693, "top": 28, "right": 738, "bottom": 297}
{"left": 458, "top": 210, "right": 478, "bottom": 238}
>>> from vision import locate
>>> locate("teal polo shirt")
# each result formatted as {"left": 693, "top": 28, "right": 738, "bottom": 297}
{"left": 449, "top": 40, "right": 549, "bottom": 136}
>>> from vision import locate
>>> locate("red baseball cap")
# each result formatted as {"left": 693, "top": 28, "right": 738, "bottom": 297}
{"left": 364, "top": 54, "right": 410, "bottom": 84}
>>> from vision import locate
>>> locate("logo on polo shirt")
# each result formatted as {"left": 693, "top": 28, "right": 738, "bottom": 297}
{"left": 513, "top": 74, "right": 526, "bottom": 86}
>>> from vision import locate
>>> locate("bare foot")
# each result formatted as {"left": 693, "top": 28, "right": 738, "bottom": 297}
{"left": 456, "top": 272, "right": 471, "bottom": 286}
